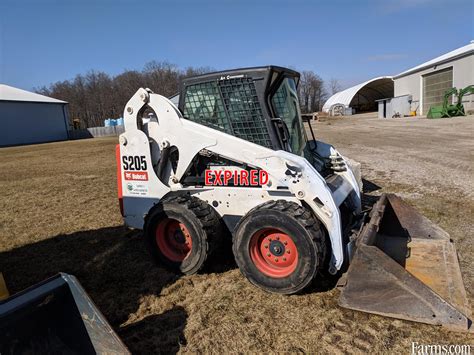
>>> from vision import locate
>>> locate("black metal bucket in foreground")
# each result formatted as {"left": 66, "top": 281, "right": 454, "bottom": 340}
{"left": 339, "top": 194, "right": 472, "bottom": 332}
{"left": 0, "top": 273, "right": 129, "bottom": 354}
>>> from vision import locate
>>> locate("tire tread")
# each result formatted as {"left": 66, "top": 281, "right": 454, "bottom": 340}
{"left": 147, "top": 193, "right": 221, "bottom": 274}
{"left": 232, "top": 199, "right": 327, "bottom": 294}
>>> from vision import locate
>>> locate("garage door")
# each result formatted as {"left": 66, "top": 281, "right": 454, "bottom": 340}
{"left": 422, "top": 67, "right": 453, "bottom": 114}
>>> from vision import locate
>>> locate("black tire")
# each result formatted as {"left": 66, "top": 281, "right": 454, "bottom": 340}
{"left": 144, "top": 194, "right": 220, "bottom": 275}
{"left": 233, "top": 200, "right": 326, "bottom": 294}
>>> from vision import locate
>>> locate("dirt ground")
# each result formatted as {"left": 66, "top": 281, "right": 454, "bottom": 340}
{"left": 0, "top": 113, "right": 472, "bottom": 353}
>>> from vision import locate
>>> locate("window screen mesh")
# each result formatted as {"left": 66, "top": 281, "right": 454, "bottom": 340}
{"left": 182, "top": 81, "right": 230, "bottom": 131}
{"left": 219, "top": 77, "right": 272, "bottom": 148}
{"left": 183, "top": 78, "right": 272, "bottom": 148}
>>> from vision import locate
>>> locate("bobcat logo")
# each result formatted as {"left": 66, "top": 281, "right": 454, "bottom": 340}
{"left": 285, "top": 163, "right": 302, "bottom": 183}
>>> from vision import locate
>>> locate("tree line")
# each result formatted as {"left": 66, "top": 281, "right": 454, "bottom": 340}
{"left": 37, "top": 62, "right": 339, "bottom": 128}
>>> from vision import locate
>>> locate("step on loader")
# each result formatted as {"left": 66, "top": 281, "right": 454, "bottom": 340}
{"left": 116, "top": 66, "right": 471, "bottom": 331}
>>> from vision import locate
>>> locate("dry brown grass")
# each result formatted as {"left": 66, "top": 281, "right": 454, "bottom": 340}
{"left": 0, "top": 128, "right": 472, "bottom": 353}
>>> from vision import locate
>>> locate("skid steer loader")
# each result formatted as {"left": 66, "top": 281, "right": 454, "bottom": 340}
{"left": 116, "top": 66, "right": 471, "bottom": 331}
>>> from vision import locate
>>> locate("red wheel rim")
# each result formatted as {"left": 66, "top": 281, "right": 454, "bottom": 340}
{"left": 249, "top": 228, "right": 298, "bottom": 278}
{"left": 155, "top": 218, "right": 193, "bottom": 262}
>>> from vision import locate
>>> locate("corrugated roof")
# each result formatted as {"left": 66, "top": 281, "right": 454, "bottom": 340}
{"left": 394, "top": 42, "right": 474, "bottom": 79}
{"left": 0, "top": 84, "right": 67, "bottom": 104}
{"left": 322, "top": 76, "right": 393, "bottom": 112}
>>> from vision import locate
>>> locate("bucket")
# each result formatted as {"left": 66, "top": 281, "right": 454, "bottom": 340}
{"left": 339, "top": 194, "right": 471, "bottom": 331}
{"left": 0, "top": 273, "right": 129, "bottom": 353}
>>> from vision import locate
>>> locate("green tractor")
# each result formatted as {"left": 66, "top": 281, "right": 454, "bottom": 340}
{"left": 427, "top": 85, "right": 474, "bottom": 118}
{"left": 453, "top": 85, "right": 474, "bottom": 116}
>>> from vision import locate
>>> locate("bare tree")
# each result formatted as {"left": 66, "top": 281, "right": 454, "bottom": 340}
{"left": 35, "top": 62, "right": 208, "bottom": 128}
{"left": 182, "top": 66, "right": 214, "bottom": 79}
{"left": 328, "top": 78, "right": 342, "bottom": 96}
{"left": 298, "top": 71, "right": 328, "bottom": 113}
{"left": 37, "top": 64, "right": 326, "bottom": 127}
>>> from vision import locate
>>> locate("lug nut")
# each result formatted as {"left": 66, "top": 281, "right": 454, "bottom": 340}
{"left": 274, "top": 258, "right": 278, "bottom": 262}
{"left": 264, "top": 244, "right": 268, "bottom": 249}
{"left": 283, "top": 257, "right": 287, "bottom": 261}
{"left": 284, "top": 241, "right": 288, "bottom": 245}
{"left": 287, "top": 250, "right": 291, "bottom": 254}
{"left": 276, "top": 236, "right": 280, "bottom": 240}
{"left": 266, "top": 253, "right": 271, "bottom": 257}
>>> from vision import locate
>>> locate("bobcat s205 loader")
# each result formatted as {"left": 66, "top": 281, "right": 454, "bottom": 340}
{"left": 116, "top": 66, "right": 471, "bottom": 331}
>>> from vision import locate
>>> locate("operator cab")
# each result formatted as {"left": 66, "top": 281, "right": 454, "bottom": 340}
{"left": 178, "top": 66, "right": 304, "bottom": 154}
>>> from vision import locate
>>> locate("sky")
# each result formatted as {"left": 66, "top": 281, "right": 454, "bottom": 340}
{"left": 0, "top": 0, "right": 472, "bottom": 91}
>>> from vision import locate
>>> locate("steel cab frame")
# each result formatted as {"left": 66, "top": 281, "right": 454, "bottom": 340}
{"left": 178, "top": 66, "right": 306, "bottom": 155}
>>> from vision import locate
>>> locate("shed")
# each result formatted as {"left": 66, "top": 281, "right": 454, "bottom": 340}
{"left": 0, "top": 85, "right": 69, "bottom": 146}
{"left": 322, "top": 77, "right": 394, "bottom": 115}
{"left": 394, "top": 42, "right": 474, "bottom": 115}
{"left": 376, "top": 95, "right": 412, "bottom": 118}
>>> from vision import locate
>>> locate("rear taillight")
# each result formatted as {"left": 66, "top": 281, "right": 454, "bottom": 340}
{"left": 118, "top": 198, "right": 124, "bottom": 217}
{"left": 115, "top": 144, "right": 124, "bottom": 217}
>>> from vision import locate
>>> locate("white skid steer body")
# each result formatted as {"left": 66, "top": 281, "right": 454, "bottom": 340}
{"left": 117, "top": 88, "right": 361, "bottom": 274}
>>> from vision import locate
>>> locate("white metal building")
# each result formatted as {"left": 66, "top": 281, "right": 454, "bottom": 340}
{"left": 394, "top": 42, "right": 474, "bottom": 115}
{"left": 0, "top": 84, "right": 69, "bottom": 146}
{"left": 322, "top": 77, "right": 394, "bottom": 114}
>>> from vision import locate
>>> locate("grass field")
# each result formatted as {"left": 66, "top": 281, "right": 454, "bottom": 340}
{"left": 0, "top": 114, "right": 472, "bottom": 353}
